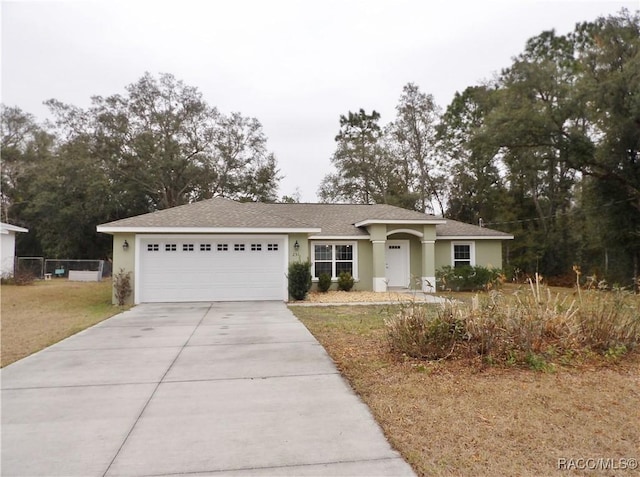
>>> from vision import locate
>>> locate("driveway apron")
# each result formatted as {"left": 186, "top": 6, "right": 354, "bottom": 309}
{"left": 1, "top": 302, "right": 415, "bottom": 476}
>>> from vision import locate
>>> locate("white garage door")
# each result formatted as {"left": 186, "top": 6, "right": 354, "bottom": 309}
{"left": 137, "top": 236, "right": 286, "bottom": 303}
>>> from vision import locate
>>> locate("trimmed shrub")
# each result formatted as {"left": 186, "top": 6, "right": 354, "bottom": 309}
{"left": 317, "top": 273, "right": 332, "bottom": 293}
{"left": 288, "top": 261, "right": 312, "bottom": 300}
{"left": 337, "top": 271, "right": 354, "bottom": 291}
{"left": 436, "top": 265, "right": 503, "bottom": 292}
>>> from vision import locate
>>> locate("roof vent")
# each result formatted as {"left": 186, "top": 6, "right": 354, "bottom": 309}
{"left": 479, "top": 218, "right": 484, "bottom": 228}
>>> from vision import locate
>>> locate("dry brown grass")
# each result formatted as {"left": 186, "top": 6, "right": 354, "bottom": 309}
{"left": 291, "top": 305, "right": 640, "bottom": 477}
{"left": 1, "top": 279, "right": 124, "bottom": 367}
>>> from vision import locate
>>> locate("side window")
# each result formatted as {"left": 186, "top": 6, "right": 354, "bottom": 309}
{"left": 453, "top": 244, "right": 472, "bottom": 268}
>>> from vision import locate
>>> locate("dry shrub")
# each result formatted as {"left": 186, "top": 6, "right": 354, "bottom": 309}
{"left": 1, "top": 270, "right": 36, "bottom": 286}
{"left": 113, "top": 268, "right": 132, "bottom": 306}
{"left": 386, "top": 275, "right": 639, "bottom": 368}
{"left": 384, "top": 302, "right": 465, "bottom": 360}
{"left": 577, "top": 288, "right": 640, "bottom": 352}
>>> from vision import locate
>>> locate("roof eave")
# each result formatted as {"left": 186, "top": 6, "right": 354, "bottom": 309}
{"left": 1, "top": 224, "right": 29, "bottom": 233}
{"left": 354, "top": 218, "right": 447, "bottom": 227}
{"left": 308, "top": 235, "right": 370, "bottom": 240}
{"left": 96, "top": 226, "right": 322, "bottom": 234}
{"left": 437, "top": 235, "right": 514, "bottom": 240}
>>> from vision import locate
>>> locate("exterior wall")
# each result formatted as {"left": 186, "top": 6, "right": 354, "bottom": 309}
{"left": 475, "top": 241, "right": 503, "bottom": 269}
{"left": 434, "top": 240, "right": 504, "bottom": 270}
{"left": 1, "top": 232, "right": 16, "bottom": 277}
{"left": 434, "top": 241, "right": 452, "bottom": 270}
{"left": 112, "top": 233, "right": 136, "bottom": 304}
{"left": 385, "top": 224, "right": 424, "bottom": 236}
{"left": 355, "top": 239, "right": 372, "bottom": 291}
{"left": 288, "top": 233, "right": 309, "bottom": 264}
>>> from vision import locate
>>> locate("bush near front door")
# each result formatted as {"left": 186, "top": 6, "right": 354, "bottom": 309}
{"left": 436, "top": 265, "right": 503, "bottom": 292}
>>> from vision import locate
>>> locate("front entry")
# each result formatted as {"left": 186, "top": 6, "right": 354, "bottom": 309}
{"left": 385, "top": 240, "right": 410, "bottom": 287}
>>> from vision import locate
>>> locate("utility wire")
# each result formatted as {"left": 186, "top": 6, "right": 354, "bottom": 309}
{"left": 483, "top": 197, "right": 635, "bottom": 227}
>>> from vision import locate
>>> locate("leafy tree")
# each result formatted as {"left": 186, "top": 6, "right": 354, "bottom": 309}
{"left": 441, "top": 9, "right": 640, "bottom": 284}
{"left": 319, "top": 109, "right": 393, "bottom": 204}
{"left": 20, "top": 136, "right": 114, "bottom": 258}
{"left": 202, "top": 112, "right": 280, "bottom": 202}
{"left": 388, "top": 83, "right": 445, "bottom": 214}
{"left": 438, "top": 86, "right": 505, "bottom": 224}
{"left": 1, "top": 72, "right": 282, "bottom": 259}
{"left": 572, "top": 9, "right": 640, "bottom": 287}
{"left": 86, "top": 72, "right": 280, "bottom": 210}
{"left": 485, "top": 30, "right": 587, "bottom": 274}
{"left": 0, "top": 106, "right": 52, "bottom": 224}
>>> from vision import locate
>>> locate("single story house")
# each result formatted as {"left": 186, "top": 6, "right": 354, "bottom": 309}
{"left": 97, "top": 198, "right": 513, "bottom": 304}
{"left": 1, "top": 222, "right": 29, "bottom": 277}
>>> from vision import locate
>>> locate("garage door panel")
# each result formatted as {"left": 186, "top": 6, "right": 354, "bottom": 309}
{"left": 138, "top": 237, "right": 286, "bottom": 303}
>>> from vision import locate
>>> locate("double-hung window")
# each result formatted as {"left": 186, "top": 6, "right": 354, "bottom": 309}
{"left": 312, "top": 243, "right": 357, "bottom": 279}
{"left": 452, "top": 242, "right": 474, "bottom": 268}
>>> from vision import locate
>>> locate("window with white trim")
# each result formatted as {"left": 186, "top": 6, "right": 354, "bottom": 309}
{"left": 267, "top": 243, "right": 279, "bottom": 251}
{"left": 165, "top": 244, "right": 177, "bottom": 252}
{"left": 217, "top": 244, "right": 228, "bottom": 251}
{"left": 183, "top": 244, "right": 194, "bottom": 252}
{"left": 200, "top": 243, "right": 211, "bottom": 251}
{"left": 312, "top": 242, "right": 357, "bottom": 279}
{"left": 251, "top": 243, "right": 262, "bottom": 251}
{"left": 147, "top": 244, "right": 159, "bottom": 252}
{"left": 452, "top": 242, "right": 475, "bottom": 268}
{"left": 234, "top": 243, "right": 245, "bottom": 251}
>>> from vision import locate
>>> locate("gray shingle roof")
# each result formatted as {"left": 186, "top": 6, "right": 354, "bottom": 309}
{"left": 98, "top": 198, "right": 512, "bottom": 238}
{"left": 251, "top": 203, "right": 442, "bottom": 236}
{"left": 98, "top": 198, "right": 317, "bottom": 230}
{"left": 436, "top": 218, "right": 513, "bottom": 238}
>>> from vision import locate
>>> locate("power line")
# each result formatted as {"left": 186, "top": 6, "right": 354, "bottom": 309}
{"left": 484, "top": 197, "right": 635, "bottom": 227}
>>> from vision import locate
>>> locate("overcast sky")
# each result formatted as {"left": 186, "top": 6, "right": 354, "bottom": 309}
{"left": 1, "top": 0, "right": 636, "bottom": 201}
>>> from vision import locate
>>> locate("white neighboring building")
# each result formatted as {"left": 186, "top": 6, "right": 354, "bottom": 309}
{"left": 1, "top": 222, "right": 29, "bottom": 277}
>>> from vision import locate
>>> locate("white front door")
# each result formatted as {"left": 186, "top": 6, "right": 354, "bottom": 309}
{"left": 385, "top": 240, "right": 410, "bottom": 288}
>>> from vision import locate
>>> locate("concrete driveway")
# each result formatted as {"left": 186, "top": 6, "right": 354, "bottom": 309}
{"left": 1, "top": 302, "right": 415, "bottom": 476}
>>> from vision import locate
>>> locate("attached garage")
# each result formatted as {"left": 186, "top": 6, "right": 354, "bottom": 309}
{"left": 136, "top": 235, "right": 287, "bottom": 303}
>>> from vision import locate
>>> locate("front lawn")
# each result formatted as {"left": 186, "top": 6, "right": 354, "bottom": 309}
{"left": 1, "top": 279, "right": 123, "bottom": 367}
{"left": 291, "top": 304, "right": 640, "bottom": 477}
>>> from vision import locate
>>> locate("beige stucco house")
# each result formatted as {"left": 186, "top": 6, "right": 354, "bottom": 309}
{"left": 97, "top": 198, "right": 512, "bottom": 304}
